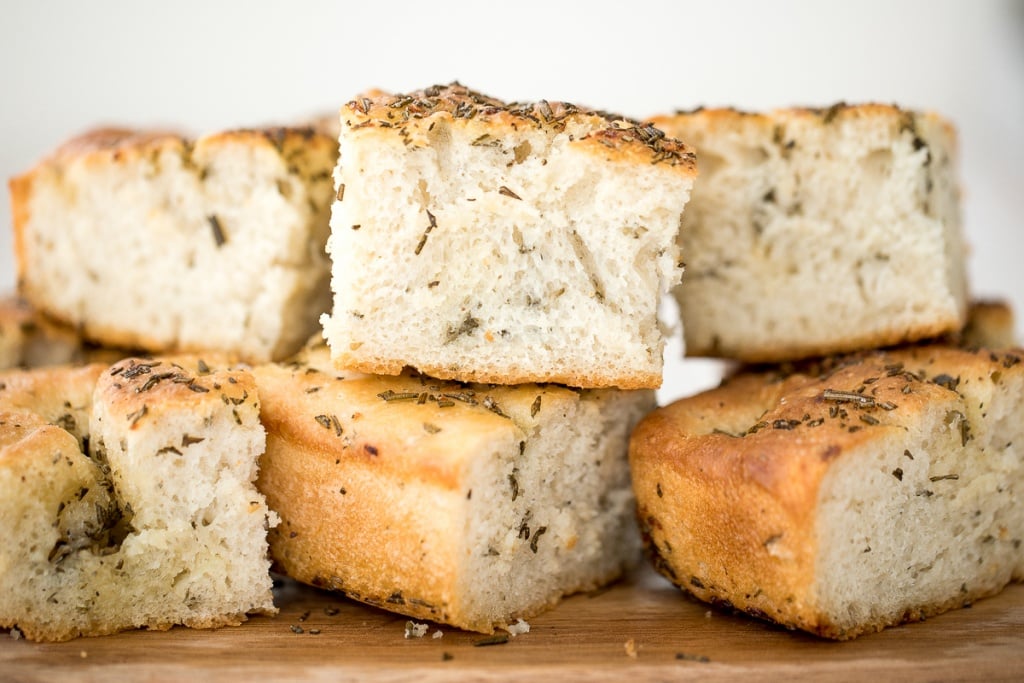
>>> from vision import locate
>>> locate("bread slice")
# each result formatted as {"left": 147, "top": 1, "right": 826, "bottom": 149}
{"left": 9, "top": 126, "right": 337, "bottom": 363}
{"left": 253, "top": 339, "right": 652, "bottom": 632}
{"left": 629, "top": 344, "right": 1024, "bottom": 639}
{"left": 648, "top": 104, "right": 969, "bottom": 363}
{"left": 0, "top": 356, "right": 276, "bottom": 641}
{"left": 321, "top": 83, "right": 697, "bottom": 389}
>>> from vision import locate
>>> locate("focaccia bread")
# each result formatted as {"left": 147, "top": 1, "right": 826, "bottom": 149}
{"left": 9, "top": 125, "right": 337, "bottom": 363}
{"left": 0, "top": 296, "right": 128, "bottom": 370}
{"left": 254, "top": 340, "right": 652, "bottom": 633}
{"left": 649, "top": 104, "right": 969, "bottom": 363}
{"left": 321, "top": 83, "right": 697, "bottom": 389}
{"left": 629, "top": 344, "right": 1023, "bottom": 640}
{"left": 954, "top": 299, "right": 1017, "bottom": 349}
{"left": 0, "top": 356, "right": 276, "bottom": 641}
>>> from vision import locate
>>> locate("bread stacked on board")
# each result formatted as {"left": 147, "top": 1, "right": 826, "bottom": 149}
{"left": 9, "top": 126, "right": 338, "bottom": 363}
{"left": 0, "top": 356, "right": 277, "bottom": 641}
{"left": 630, "top": 104, "right": 1022, "bottom": 639}
{"left": 3, "top": 88, "right": 1019, "bottom": 645}
{"left": 262, "top": 83, "right": 698, "bottom": 633}
{"left": 0, "top": 82, "right": 698, "bottom": 639}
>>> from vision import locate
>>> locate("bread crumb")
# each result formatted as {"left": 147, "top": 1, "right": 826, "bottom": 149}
{"left": 705, "top": 610, "right": 712, "bottom": 619}
{"left": 404, "top": 621, "right": 429, "bottom": 639}
{"left": 432, "top": 629, "right": 444, "bottom": 639}
{"left": 624, "top": 637, "right": 638, "bottom": 658}
{"left": 80, "top": 650, "right": 88, "bottom": 658}
{"left": 9, "top": 628, "right": 23, "bottom": 641}
{"left": 506, "top": 619, "right": 530, "bottom": 636}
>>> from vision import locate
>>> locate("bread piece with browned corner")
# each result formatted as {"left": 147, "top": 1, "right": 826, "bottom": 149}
{"left": 321, "top": 83, "right": 697, "bottom": 390}
{"left": 254, "top": 339, "right": 651, "bottom": 633}
{"left": 9, "top": 126, "right": 337, "bottom": 363}
{"left": 0, "top": 296, "right": 129, "bottom": 370}
{"left": 0, "top": 356, "right": 276, "bottom": 641}
{"left": 629, "top": 344, "right": 1023, "bottom": 639}
{"left": 649, "top": 104, "right": 969, "bottom": 363}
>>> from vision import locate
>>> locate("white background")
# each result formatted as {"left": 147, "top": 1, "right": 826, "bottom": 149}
{"left": 2, "top": 0, "right": 1022, "bottom": 403}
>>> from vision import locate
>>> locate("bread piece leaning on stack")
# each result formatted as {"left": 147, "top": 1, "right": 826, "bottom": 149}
{"left": 0, "top": 356, "right": 276, "bottom": 641}
{"left": 9, "top": 126, "right": 338, "bottom": 363}
{"left": 255, "top": 340, "right": 651, "bottom": 633}
{"left": 322, "top": 83, "right": 697, "bottom": 390}
{"left": 0, "top": 296, "right": 128, "bottom": 370}
{"left": 630, "top": 343, "right": 1023, "bottom": 640}
{"left": 649, "top": 104, "right": 968, "bottom": 363}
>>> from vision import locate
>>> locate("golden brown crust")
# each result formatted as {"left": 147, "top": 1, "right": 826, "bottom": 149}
{"left": 343, "top": 82, "right": 697, "bottom": 176}
{"left": 328, "top": 352, "right": 664, "bottom": 391}
{"left": 630, "top": 344, "right": 1024, "bottom": 639}
{"left": 688, "top": 314, "right": 966, "bottom": 365}
{"left": 255, "top": 343, "right": 614, "bottom": 631}
{"left": 99, "top": 355, "right": 257, "bottom": 428}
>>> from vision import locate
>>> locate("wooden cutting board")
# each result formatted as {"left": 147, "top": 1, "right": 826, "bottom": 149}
{"left": 2, "top": 565, "right": 1022, "bottom": 682}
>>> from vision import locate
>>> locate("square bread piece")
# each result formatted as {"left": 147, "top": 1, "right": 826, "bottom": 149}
{"left": 321, "top": 83, "right": 697, "bottom": 389}
{"left": 254, "top": 340, "right": 653, "bottom": 633}
{"left": 629, "top": 344, "right": 1024, "bottom": 640}
{"left": 0, "top": 356, "right": 276, "bottom": 641}
{"left": 0, "top": 296, "right": 128, "bottom": 370}
{"left": 9, "top": 126, "right": 338, "bottom": 363}
{"left": 648, "top": 104, "right": 969, "bottom": 363}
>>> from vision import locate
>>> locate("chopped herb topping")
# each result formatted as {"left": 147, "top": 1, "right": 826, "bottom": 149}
{"left": 529, "top": 526, "right": 547, "bottom": 553}
{"left": 378, "top": 390, "right": 420, "bottom": 402}
{"left": 126, "top": 405, "right": 148, "bottom": 426}
{"left": 822, "top": 389, "right": 875, "bottom": 407}
{"left": 208, "top": 214, "right": 226, "bottom": 247}
{"left": 483, "top": 396, "right": 509, "bottom": 418}
{"left": 414, "top": 209, "right": 437, "bottom": 255}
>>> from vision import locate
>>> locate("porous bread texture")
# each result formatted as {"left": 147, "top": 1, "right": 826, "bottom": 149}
{"left": 9, "top": 126, "right": 337, "bottom": 363}
{"left": 0, "top": 356, "right": 276, "bottom": 641}
{"left": 254, "top": 340, "right": 651, "bottom": 633}
{"left": 629, "top": 344, "right": 1024, "bottom": 639}
{"left": 321, "top": 83, "right": 697, "bottom": 390}
{"left": 649, "top": 104, "right": 969, "bottom": 363}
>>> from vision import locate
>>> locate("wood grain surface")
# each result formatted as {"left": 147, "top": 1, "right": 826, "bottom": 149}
{"left": 2, "top": 565, "right": 1022, "bottom": 682}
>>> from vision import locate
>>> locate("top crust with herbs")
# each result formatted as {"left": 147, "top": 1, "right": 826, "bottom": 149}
{"left": 321, "top": 83, "right": 697, "bottom": 390}
{"left": 9, "top": 125, "right": 338, "bottom": 363}
{"left": 629, "top": 343, "right": 1024, "bottom": 639}
{"left": 649, "top": 103, "right": 968, "bottom": 363}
